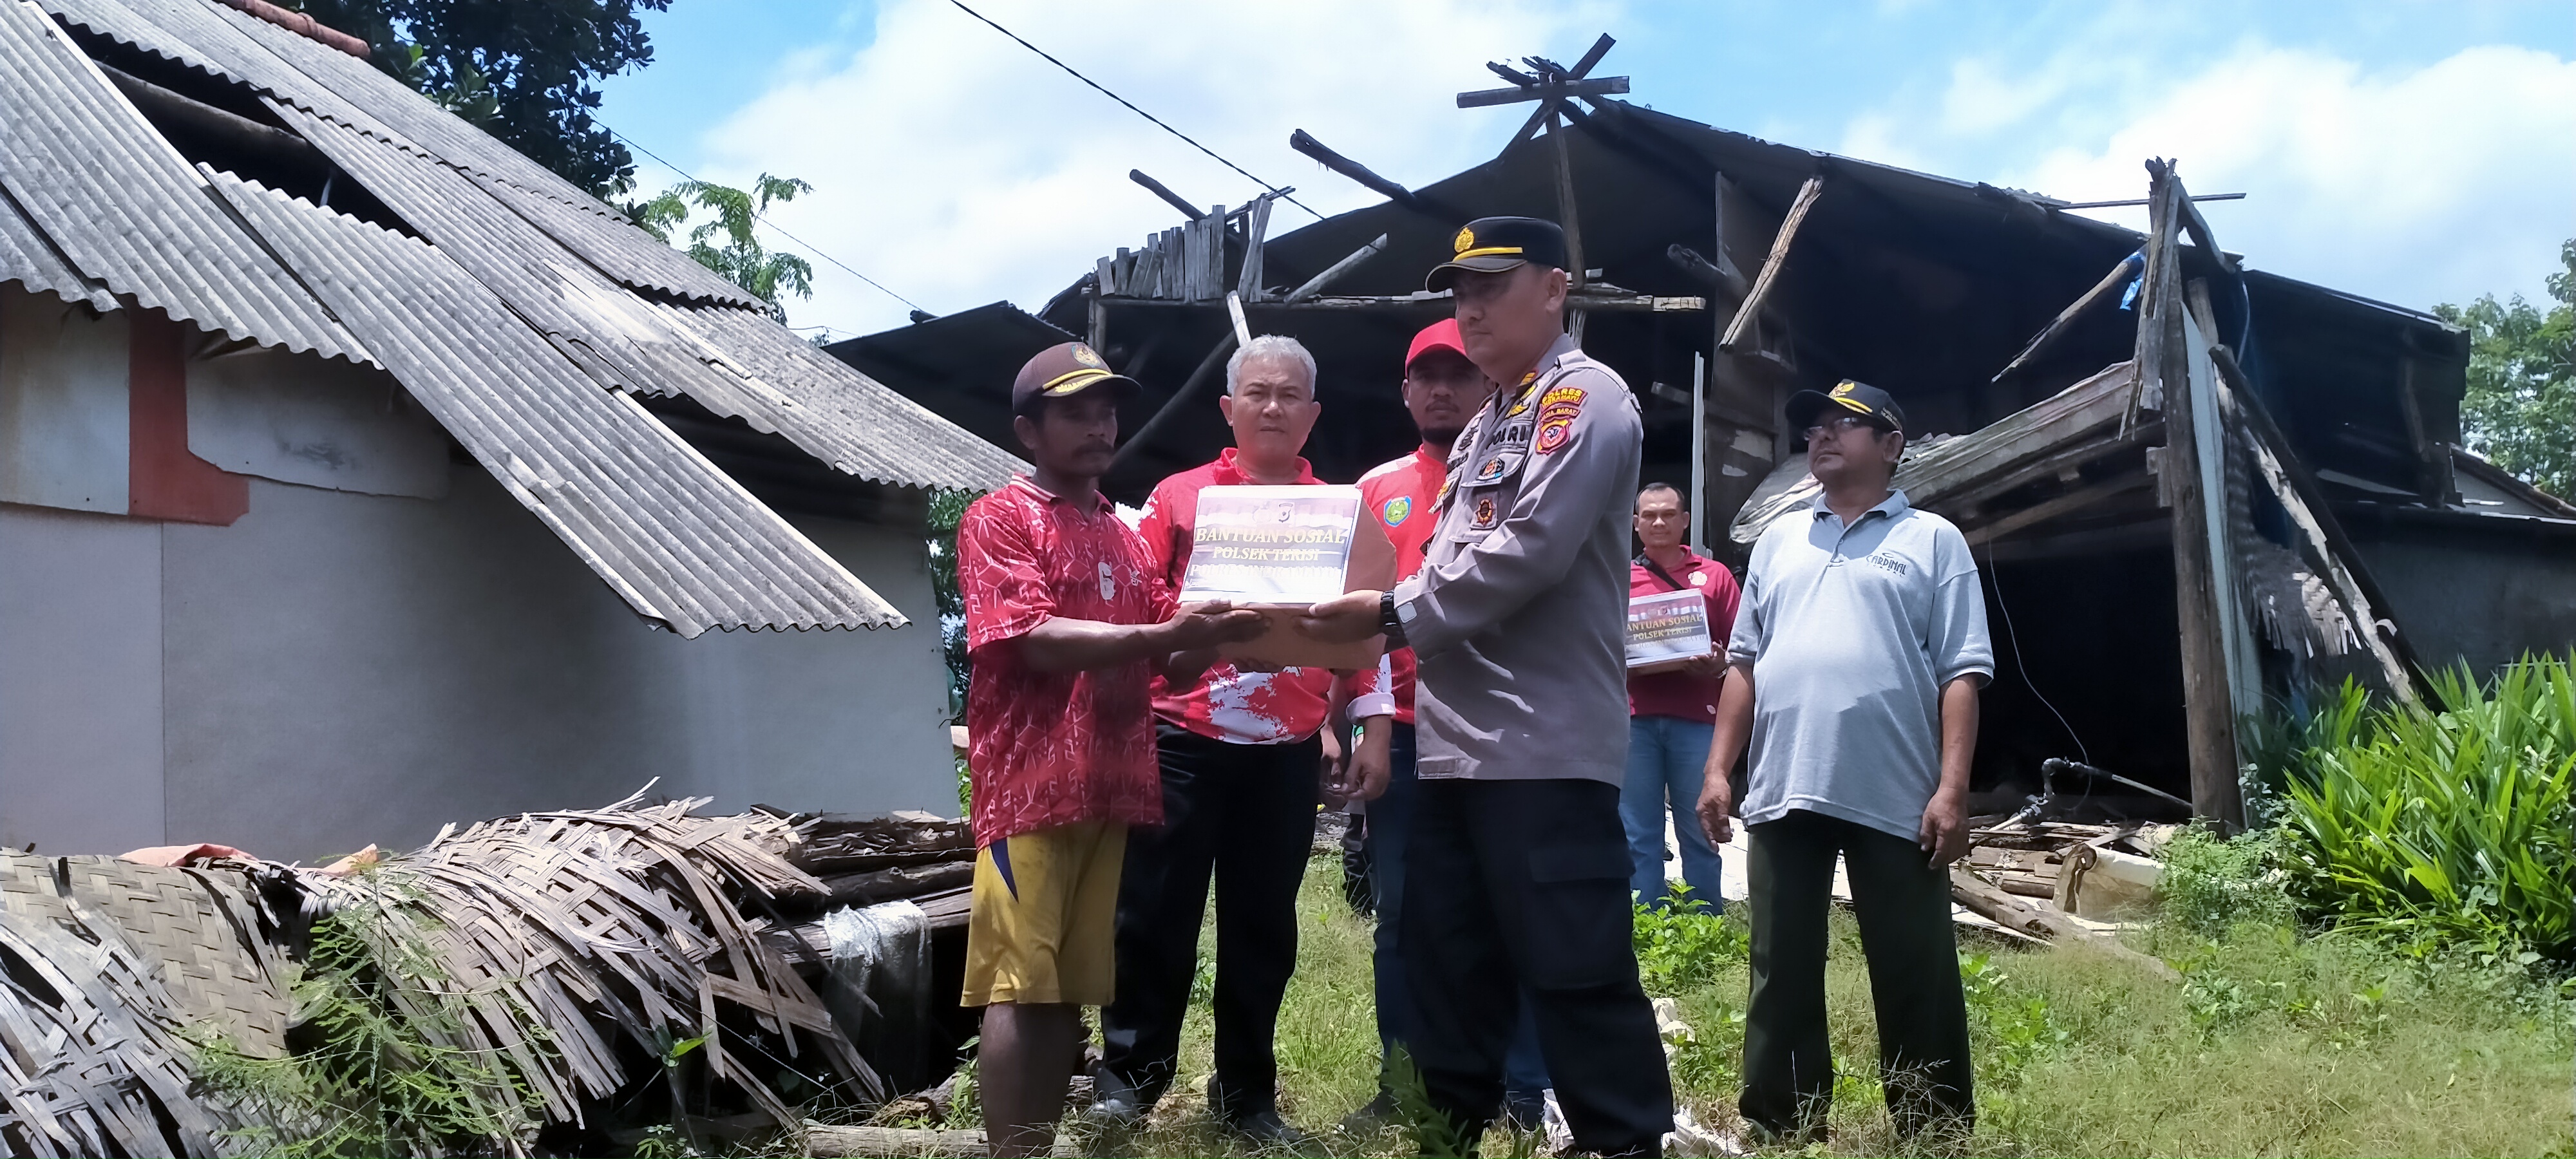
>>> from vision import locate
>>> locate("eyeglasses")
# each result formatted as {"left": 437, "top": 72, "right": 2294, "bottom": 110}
{"left": 1803, "top": 414, "right": 1879, "bottom": 442}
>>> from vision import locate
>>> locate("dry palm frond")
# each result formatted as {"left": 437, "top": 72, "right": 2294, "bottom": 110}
{"left": 294, "top": 787, "right": 880, "bottom": 1132}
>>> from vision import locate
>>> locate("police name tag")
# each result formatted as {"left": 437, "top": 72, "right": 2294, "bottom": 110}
{"left": 1625, "top": 589, "right": 1714, "bottom": 673}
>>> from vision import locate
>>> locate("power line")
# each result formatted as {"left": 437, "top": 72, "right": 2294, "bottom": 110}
{"left": 946, "top": 0, "right": 1323, "bottom": 220}
{"left": 604, "top": 125, "right": 931, "bottom": 317}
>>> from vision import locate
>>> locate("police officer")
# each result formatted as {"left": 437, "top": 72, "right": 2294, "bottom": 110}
{"left": 1302, "top": 218, "right": 1672, "bottom": 1156}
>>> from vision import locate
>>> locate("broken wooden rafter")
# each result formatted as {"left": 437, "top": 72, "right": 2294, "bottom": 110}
{"left": 1511, "top": 33, "right": 1617, "bottom": 142}
{"left": 1992, "top": 252, "right": 2143, "bottom": 382}
{"left": 1288, "top": 129, "right": 1467, "bottom": 224}
{"left": 1455, "top": 74, "right": 1630, "bottom": 108}
{"left": 1110, "top": 234, "right": 1389, "bottom": 470}
{"left": 1718, "top": 173, "right": 1825, "bottom": 353}
{"left": 1127, "top": 169, "right": 1206, "bottom": 220}
{"left": 1962, "top": 470, "right": 2152, "bottom": 547}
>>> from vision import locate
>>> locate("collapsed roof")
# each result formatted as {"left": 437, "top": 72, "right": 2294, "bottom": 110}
{"left": 0, "top": 0, "right": 1027, "bottom": 637}
{"left": 839, "top": 52, "right": 2576, "bottom": 823}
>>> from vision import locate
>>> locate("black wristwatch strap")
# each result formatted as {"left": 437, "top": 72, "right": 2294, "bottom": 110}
{"left": 1379, "top": 591, "right": 1408, "bottom": 649}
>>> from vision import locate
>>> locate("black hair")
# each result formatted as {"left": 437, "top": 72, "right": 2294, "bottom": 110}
{"left": 1636, "top": 481, "right": 1685, "bottom": 509}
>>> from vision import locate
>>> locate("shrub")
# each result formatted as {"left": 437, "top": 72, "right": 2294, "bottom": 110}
{"left": 2155, "top": 825, "right": 2297, "bottom": 938}
{"left": 1631, "top": 887, "right": 1748, "bottom": 995}
{"left": 2269, "top": 655, "right": 2575, "bottom": 961}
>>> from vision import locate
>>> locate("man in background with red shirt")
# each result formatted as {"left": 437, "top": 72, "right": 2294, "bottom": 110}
{"left": 1091, "top": 334, "right": 1394, "bottom": 1144}
{"left": 1624, "top": 482, "right": 1742, "bottom": 905}
{"left": 956, "top": 343, "right": 1264, "bottom": 1156}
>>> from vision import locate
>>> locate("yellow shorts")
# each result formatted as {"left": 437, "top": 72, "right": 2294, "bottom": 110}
{"left": 961, "top": 820, "right": 1127, "bottom": 1007}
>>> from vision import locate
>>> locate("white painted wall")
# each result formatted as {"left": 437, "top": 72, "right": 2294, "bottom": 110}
{"left": 0, "top": 504, "right": 165, "bottom": 853}
{"left": 0, "top": 285, "right": 129, "bottom": 513}
{"left": 1, "top": 467, "right": 954, "bottom": 860}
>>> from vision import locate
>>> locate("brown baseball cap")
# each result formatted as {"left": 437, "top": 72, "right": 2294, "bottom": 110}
{"left": 1012, "top": 342, "right": 1141, "bottom": 415}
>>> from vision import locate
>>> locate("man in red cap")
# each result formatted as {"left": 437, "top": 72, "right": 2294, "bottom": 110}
{"left": 955, "top": 342, "right": 1265, "bottom": 1156}
{"left": 1344, "top": 320, "right": 1551, "bottom": 1131}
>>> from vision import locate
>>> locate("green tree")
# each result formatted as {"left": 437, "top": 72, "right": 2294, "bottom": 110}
{"left": 290, "top": 0, "right": 670, "bottom": 197}
{"left": 627, "top": 174, "right": 815, "bottom": 321}
{"left": 2434, "top": 239, "right": 2575, "bottom": 499}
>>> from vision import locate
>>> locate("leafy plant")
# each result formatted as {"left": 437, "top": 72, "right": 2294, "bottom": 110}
{"left": 1958, "top": 952, "right": 2069, "bottom": 1083}
{"left": 2155, "top": 824, "right": 2297, "bottom": 938}
{"left": 627, "top": 174, "right": 817, "bottom": 320}
{"left": 2434, "top": 238, "right": 2574, "bottom": 500}
{"left": 187, "top": 871, "right": 549, "bottom": 1156}
{"left": 291, "top": 0, "right": 672, "bottom": 196}
{"left": 1631, "top": 886, "right": 1748, "bottom": 995}
{"left": 2268, "top": 657, "right": 2575, "bottom": 961}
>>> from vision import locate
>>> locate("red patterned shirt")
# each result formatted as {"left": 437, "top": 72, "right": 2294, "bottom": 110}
{"left": 1137, "top": 449, "right": 1394, "bottom": 744}
{"left": 1357, "top": 446, "right": 1447, "bottom": 726}
{"left": 959, "top": 476, "right": 1171, "bottom": 847}
{"left": 1627, "top": 549, "right": 1742, "bottom": 724}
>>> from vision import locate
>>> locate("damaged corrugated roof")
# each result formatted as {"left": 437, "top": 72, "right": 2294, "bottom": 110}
{"left": 0, "top": 0, "right": 1029, "bottom": 636}
{"left": 213, "top": 172, "right": 904, "bottom": 636}
{"left": 0, "top": 0, "right": 369, "bottom": 364}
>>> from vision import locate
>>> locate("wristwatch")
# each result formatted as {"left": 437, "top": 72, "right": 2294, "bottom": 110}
{"left": 1378, "top": 592, "right": 1408, "bottom": 649}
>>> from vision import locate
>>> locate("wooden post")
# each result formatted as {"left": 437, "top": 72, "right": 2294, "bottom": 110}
{"left": 1690, "top": 351, "right": 1708, "bottom": 550}
{"left": 1549, "top": 107, "right": 1587, "bottom": 344}
{"left": 2145, "top": 160, "right": 2244, "bottom": 832}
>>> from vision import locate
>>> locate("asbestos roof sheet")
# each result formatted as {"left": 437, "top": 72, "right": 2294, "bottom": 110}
{"left": 212, "top": 171, "right": 905, "bottom": 637}
{"left": 0, "top": 191, "right": 115, "bottom": 311}
{"left": 281, "top": 106, "right": 1021, "bottom": 491}
{"left": 39, "top": 0, "right": 759, "bottom": 310}
{"left": 0, "top": 0, "right": 370, "bottom": 364}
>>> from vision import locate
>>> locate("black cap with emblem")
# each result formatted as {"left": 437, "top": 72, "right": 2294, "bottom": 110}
{"left": 1010, "top": 342, "right": 1142, "bottom": 416}
{"left": 1785, "top": 379, "right": 1906, "bottom": 449}
{"left": 1425, "top": 216, "right": 1569, "bottom": 292}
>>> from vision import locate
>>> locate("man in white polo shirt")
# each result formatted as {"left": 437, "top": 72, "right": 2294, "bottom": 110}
{"left": 1696, "top": 379, "right": 1992, "bottom": 1144}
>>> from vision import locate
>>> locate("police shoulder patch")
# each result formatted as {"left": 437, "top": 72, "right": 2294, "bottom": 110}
{"left": 1535, "top": 384, "right": 1587, "bottom": 455}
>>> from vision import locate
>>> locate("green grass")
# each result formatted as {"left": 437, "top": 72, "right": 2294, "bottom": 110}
{"left": 1048, "top": 856, "right": 2573, "bottom": 1158}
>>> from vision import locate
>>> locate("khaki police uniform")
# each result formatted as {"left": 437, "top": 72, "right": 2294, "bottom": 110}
{"left": 1385, "top": 332, "right": 1674, "bottom": 1154}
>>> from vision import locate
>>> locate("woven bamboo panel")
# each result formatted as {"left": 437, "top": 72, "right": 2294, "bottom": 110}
{"left": 0, "top": 853, "right": 290, "bottom": 1059}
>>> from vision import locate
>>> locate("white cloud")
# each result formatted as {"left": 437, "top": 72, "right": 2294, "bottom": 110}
{"left": 687, "top": 0, "right": 1608, "bottom": 337}
{"left": 1842, "top": 42, "right": 2576, "bottom": 312}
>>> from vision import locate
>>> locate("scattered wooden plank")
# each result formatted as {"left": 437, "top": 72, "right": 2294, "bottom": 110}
{"left": 1949, "top": 866, "right": 2178, "bottom": 981}
{"left": 804, "top": 1123, "right": 987, "bottom": 1156}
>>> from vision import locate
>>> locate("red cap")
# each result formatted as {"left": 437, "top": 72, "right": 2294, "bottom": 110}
{"left": 1404, "top": 319, "right": 1467, "bottom": 373}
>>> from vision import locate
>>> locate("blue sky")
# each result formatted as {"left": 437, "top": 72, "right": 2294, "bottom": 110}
{"left": 596, "top": 1, "right": 2575, "bottom": 339}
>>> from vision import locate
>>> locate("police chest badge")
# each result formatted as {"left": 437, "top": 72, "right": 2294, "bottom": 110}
{"left": 1470, "top": 494, "right": 1500, "bottom": 530}
{"left": 1535, "top": 385, "right": 1586, "bottom": 455}
{"left": 1381, "top": 495, "right": 1412, "bottom": 527}
{"left": 1470, "top": 449, "right": 1525, "bottom": 485}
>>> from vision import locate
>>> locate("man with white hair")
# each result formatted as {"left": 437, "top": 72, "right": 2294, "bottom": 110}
{"left": 1092, "top": 334, "right": 1395, "bottom": 1144}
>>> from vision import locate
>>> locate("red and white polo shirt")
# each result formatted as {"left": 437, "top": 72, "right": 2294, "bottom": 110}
{"left": 1356, "top": 445, "right": 1446, "bottom": 726}
{"left": 1136, "top": 449, "right": 1394, "bottom": 744}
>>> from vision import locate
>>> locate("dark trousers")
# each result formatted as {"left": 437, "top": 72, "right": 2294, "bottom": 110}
{"left": 1366, "top": 726, "right": 1550, "bottom": 1115}
{"left": 1101, "top": 724, "right": 1319, "bottom": 1117}
{"left": 1405, "top": 777, "right": 1672, "bottom": 1156}
{"left": 1741, "top": 809, "right": 1975, "bottom": 1140}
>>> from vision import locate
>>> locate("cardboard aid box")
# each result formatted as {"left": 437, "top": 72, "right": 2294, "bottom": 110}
{"left": 1626, "top": 588, "right": 1714, "bottom": 674}
{"left": 1176, "top": 485, "right": 1394, "bottom": 670}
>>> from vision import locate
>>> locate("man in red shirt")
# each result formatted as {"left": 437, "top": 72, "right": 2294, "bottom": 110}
{"left": 1624, "top": 482, "right": 1742, "bottom": 905}
{"left": 1092, "top": 335, "right": 1394, "bottom": 1144}
{"left": 956, "top": 343, "right": 1265, "bottom": 1157}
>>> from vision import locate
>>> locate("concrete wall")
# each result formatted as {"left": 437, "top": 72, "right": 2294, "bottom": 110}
{"left": 1, "top": 467, "right": 954, "bottom": 860}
